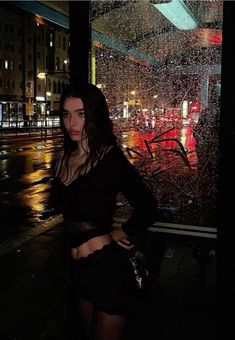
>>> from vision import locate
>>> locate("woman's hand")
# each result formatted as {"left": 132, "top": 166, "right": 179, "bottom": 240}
{"left": 110, "top": 228, "right": 135, "bottom": 251}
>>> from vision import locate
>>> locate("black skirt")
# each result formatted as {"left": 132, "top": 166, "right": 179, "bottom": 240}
{"left": 69, "top": 241, "right": 139, "bottom": 315}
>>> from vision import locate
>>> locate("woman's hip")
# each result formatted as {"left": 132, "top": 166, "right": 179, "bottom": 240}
{"left": 70, "top": 233, "right": 113, "bottom": 260}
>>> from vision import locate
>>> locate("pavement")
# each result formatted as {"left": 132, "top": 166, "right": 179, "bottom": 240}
{"left": 0, "top": 214, "right": 217, "bottom": 340}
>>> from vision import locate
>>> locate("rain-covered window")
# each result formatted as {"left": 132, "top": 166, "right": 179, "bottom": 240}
{"left": 91, "top": 0, "right": 223, "bottom": 228}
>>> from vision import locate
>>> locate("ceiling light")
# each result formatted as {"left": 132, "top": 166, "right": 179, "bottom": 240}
{"left": 153, "top": 0, "right": 199, "bottom": 30}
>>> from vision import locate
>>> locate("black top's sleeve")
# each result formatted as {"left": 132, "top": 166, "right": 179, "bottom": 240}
{"left": 115, "top": 147, "right": 158, "bottom": 237}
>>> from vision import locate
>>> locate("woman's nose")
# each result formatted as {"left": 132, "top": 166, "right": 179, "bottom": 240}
{"left": 68, "top": 115, "right": 77, "bottom": 126}
{"left": 69, "top": 114, "right": 82, "bottom": 127}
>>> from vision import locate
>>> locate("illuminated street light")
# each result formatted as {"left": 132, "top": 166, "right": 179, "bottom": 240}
{"left": 97, "top": 83, "right": 106, "bottom": 89}
{"left": 37, "top": 72, "right": 47, "bottom": 131}
{"left": 37, "top": 72, "right": 47, "bottom": 80}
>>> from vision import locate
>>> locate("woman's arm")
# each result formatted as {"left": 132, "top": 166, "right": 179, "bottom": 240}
{"left": 115, "top": 148, "right": 158, "bottom": 239}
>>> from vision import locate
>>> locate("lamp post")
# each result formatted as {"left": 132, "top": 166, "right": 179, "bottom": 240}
{"left": 37, "top": 72, "right": 47, "bottom": 125}
{"left": 153, "top": 94, "right": 158, "bottom": 111}
{"left": 123, "top": 89, "right": 136, "bottom": 119}
{"left": 37, "top": 72, "right": 48, "bottom": 139}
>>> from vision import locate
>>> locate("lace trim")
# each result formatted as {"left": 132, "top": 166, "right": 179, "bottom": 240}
{"left": 74, "top": 242, "right": 114, "bottom": 263}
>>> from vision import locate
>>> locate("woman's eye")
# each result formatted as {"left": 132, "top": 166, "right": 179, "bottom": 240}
{"left": 62, "top": 111, "right": 70, "bottom": 118}
{"left": 62, "top": 111, "right": 85, "bottom": 119}
{"left": 76, "top": 111, "right": 85, "bottom": 118}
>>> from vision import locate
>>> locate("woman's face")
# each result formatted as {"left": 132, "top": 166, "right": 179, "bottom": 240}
{"left": 62, "top": 96, "right": 87, "bottom": 142}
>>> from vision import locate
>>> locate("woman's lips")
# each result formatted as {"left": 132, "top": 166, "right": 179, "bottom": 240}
{"left": 70, "top": 130, "right": 80, "bottom": 135}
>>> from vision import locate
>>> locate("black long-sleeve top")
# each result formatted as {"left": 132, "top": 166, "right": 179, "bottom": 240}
{"left": 51, "top": 146, "right": 158, "bottom": 247}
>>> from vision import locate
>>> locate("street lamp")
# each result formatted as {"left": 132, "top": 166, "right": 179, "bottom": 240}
{"left": 123, "top": 90, "right": 136, "bottom": 119}
{"left": 37, "top": 72, "right": 46, "bottom": 80}
{"left": 153, "top": 94, "right": 158, "bottom": 111}
{"left": 37, "top": 72, "right": 47, "bottom": 127}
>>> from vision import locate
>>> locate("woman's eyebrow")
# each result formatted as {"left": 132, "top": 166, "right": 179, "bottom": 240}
{"left": 62, "top": 108, "right": 85, "bottom": 113}
{"left": 74, "top": 109, "right": 85, "bottom": 113}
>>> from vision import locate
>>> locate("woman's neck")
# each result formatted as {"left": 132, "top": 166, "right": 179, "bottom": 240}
{"left": 72, "top": 139, "right": 89, "bottom": 157}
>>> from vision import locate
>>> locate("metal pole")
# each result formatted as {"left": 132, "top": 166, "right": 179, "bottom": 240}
{"left": 218, "top": 1, "right": 235, "bottom": 337}
{"left": 45, "top": 76, "right": 47, "bottom": 140}
{"left": 69, "top": 1, "right": 91, "bottom": 83}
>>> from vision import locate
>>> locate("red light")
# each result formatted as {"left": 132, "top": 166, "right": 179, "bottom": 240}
{"left": 191, "top": 103, "right": 200, "bottom": 112}
{"left": 196, "top": 29, "right": 222, "bottom": 47}
{"left": 209, "top": 34, "right": 222, "bottom": 45}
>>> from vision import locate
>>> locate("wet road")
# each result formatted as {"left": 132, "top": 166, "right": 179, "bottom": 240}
{"left": 0, "top": 139, "right": 62, "bottom": 242}
{"left": 0, "top": 124, "right": 197, "bottom": 243}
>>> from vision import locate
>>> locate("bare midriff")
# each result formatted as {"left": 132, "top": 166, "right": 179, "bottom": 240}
{"left": 71, "top": 234, "right": 112, "bottom": 260}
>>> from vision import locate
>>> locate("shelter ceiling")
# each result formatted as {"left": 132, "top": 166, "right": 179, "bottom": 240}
{"left": 42, "top": 1, "right": 223, "bottom": 63}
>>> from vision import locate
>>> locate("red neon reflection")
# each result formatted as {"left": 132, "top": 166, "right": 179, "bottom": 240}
{"left": 209, "top": 34, "right": 222, "bottom": 45}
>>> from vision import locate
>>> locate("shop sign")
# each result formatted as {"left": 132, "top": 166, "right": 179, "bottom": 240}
{"left": 26, "top": 103, "right": 34, "bottom": 116}
{"left": 26, "top": 81, "right": 34, "bottom": 97}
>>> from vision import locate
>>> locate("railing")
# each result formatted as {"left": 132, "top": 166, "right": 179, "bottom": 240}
{"left": 0, "top": 119, "right": 62, "bottom": 141}
{"left": 113, "top": 217, "right": 217, "bottom": 243}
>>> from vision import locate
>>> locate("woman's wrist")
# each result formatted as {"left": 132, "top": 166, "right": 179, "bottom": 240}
{"left": 110, "top": 227, "right": 128, "bottom": 242}
{"left": 110, "top": 228, "right": 135, "bottom": 250}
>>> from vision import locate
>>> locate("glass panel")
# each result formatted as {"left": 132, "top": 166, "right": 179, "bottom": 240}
{"left": 91, "top": 0, "right": 223, "bottom": 228}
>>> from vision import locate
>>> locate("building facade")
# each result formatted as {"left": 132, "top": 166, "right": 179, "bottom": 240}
{"left": 0, "top": 3, "right": 69, "bottom": 125}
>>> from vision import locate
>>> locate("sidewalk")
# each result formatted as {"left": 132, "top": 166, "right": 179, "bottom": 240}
{"left": 0, "top": 218, "right": 67, "bottom": 340}
{"left": 0, "top": 217, "right": 216, "bottom": 340}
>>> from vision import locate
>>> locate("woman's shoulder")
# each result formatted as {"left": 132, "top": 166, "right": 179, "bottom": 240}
{"left": 100, "top": 145, "right": 136, "bottom": 177}
{"left": 103, "top": 145, "right": 127, "bottom": 163}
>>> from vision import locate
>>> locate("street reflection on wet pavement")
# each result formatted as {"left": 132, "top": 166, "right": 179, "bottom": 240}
{"left": 0, "top": 140, "right": 61, "bottom": 242}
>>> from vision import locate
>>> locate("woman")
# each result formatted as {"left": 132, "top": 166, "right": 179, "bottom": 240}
{"left": 51, "top": 82, "right": 158, "bottom": 340}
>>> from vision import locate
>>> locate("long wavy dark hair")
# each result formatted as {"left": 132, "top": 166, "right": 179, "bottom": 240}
{"left": 57, "top": 82, "right": 117, "bottom": 177}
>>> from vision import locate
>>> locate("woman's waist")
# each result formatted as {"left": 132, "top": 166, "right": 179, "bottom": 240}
{"left": 65, "top": 220, "right": 111, "bottom": 248}
{"left": 66, "top": 220, "right": 110, "bottom": 234}
{"left": 70, "top": 234, "right": 113, "bottom": 260}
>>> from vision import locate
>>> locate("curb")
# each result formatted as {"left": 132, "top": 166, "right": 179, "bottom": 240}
{"left": 0, "top": 215, "right": 63, "bottom": 256}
